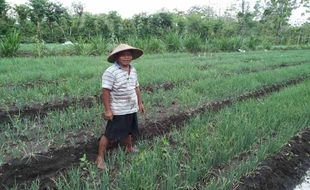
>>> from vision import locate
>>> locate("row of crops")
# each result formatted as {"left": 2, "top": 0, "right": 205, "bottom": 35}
{"left": 1, "top": 49, "right": 310, "bottom": 189}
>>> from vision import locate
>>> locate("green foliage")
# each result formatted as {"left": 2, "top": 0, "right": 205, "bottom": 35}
{"left": 184, "top": 34, "right": 203, "bottom": 53}
{"left": 164, "top": 32, "right": 183, "bottom": 52}
{"left": 144, "top": 37, "right": 166, "bottom": 53}
{"left": 73, "top": 37, "right": 88, "bottom": 55}
{"left": 0, "top": 30, "right": 21, "bottom": 57}
{"left": 89, "top": 36, "right": 108, "bottom": 56}
{"left": 0, "top": 0, "right": 8, "bottom": 17}
{"left": 245, "top": 36, "right": 261, "bottom": 50}
{"left": 0, "top": 1, "right": 308, "bottom": 55}
{"left": 211, "top": 37, "right": 243, "bottom": 51}
{"left": 32, "top": 38, "right": 48, "bottom": 57}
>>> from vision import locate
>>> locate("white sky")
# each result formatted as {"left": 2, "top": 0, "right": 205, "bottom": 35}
{"left": 6, "top": 0, "right": 309, "bottom": 25}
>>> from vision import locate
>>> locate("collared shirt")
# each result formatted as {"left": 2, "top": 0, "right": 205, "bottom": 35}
{"left": 102, "top": 62, "right": 139, "bottom": 115}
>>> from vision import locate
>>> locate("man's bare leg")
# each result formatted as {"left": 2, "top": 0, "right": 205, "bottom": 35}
{"left": 123, "top": 135, "right": 138, "bottom": 153}
{"left": 96, "top": 135, "right": 109, "bottom": 170}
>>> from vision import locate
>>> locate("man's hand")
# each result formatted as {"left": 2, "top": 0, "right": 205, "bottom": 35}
{"left": 103, "top": 110, "right": 113, "bottom": 121}
{"left": 138, "top": 103, "right": 145, "bottom": 113}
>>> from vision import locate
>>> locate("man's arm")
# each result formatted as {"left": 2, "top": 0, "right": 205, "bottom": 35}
{"left": 102, "top": 88, "right": 113, "bottom": 120}
{"left": 135, "top": 87, "right": 144, "bottom": 113}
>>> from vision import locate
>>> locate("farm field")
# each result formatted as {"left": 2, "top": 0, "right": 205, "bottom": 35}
{"left": 0, "top": 49, "right": 310, "bottom": 189}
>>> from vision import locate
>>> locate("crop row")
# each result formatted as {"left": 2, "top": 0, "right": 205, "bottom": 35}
{"left": 52, "top": 77, "right": 310, "bottom": 190}
{"left": 4, "top": 70, "right": 310, "bottom": 189}
{"left": 0, "top": 61, "right": 309, "bottom": 165}
{"left": 1, "top": 50, "right": 308, "bottom": 87}
{"left": 1, "top": 59, "right": 309, "bottom": 122}
{"left": 1, "top": 50, "right": 309, "bottom": 106}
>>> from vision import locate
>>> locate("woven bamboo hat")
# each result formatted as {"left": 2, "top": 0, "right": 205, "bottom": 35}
{"left": 107, "top": 43, "right": 143, "bottom": 63}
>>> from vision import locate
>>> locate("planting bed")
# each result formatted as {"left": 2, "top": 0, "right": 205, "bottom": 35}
{"left": 234, "top": 128, "right": 310, "bottom": 190}
{"left": 0, "top": 50, "right": 310, "bottom": 189}
{"left": 0, "top": 76, "right": 308, "bottom": 188}
{"left": 1, "top": 59, "right": 308, "bottom": 123}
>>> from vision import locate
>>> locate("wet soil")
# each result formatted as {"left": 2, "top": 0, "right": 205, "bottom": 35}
{"left": 141, "top": 82, "right": 175, "bottom": 94}
{"left": 0, "top": 79, "right": 67, "bottom": 89}
{"left": 0, "top": 76, "right": 308, "bottom": 188}
{"left": 0, "top": 95, "right": 100, "bottom": 123}
{"left": 237, "top": 60, "right": 310, "bottom": 74}
{"left": 0, "top": 82, "right": 178, "bottom": 124}
{"left": 233, "top": 128, "right": 310, "bottom": 190}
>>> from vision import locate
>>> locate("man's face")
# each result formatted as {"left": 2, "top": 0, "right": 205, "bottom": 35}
{"left": 117, "top": 51, "right": 133, "bottom": 67}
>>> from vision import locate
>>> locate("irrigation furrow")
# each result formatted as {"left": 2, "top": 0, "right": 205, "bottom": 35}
{"left": 0, "top": 79, "right": 67, "bottom": 89}
{"left": 217, "top": 60, "right": 310, "bottom": 77}
{"left": 1, "top": 61, "right": 308, "bottom": 123}
{"left": 0, "top": 82, "right": 177, "bottom": 123}
{"left": 233, "top": 127, "right": 310, "bottom": 190}
{"left": 0, "top": 95, "right": 100, "bottom": 123}
{"left": 0, "top": 76, "right": 308, "bottom": 188}
{"left": 235, "top": 60, "right": 310, "bottom": 74}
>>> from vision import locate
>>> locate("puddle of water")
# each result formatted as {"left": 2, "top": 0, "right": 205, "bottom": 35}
{"left": 294, "top": 170, "right": 310, "bottom": 190}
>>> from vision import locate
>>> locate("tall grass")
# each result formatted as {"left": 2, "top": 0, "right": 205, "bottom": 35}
{"left": 144, "top": 37, "right": 166, "bottom": 53}
{"left": 89, "top": 36, "right": 108, "bottom": 56}
{"left": 0, "top": 30, "right": 21, "bottom": 57}
{"left": 184, "top": 33, "right": 204, "bottom": 53}
{"left": 164, "top": 32, "right": 183, "bottom": 52}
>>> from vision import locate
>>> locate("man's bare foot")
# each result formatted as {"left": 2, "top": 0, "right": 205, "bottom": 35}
{"left": 95, "top": 157, "right": 105, "bottom": 170}
{"left": 125, "top": 146, "right": 139, "bottom": 153}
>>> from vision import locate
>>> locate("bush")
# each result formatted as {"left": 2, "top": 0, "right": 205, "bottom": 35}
{"left": 245, "top": 36, "right": 261, "bottom": 50}
{"left": 184, "top": 34, "right": 203, "bottom": 53}
{"left": 164, "top": 32, "right": 183, "bottom": 52}
{"left": 125, "top": 36, "right": 145, "bottom": 51}
{"left": 0, "top": 30, "right": 21, "bottom": 57}
{"left": 73, "top": 37, "right": 89, "bottom": 56}
{"left": 32, "top": 38, "right": 49, "bottom": 57}
{"left": 212, "top": 37, "right": 243, "bottom": 51}
{"left": 144, "top": 37, "right": 166, "bottom": 53}
{"left": 89, "top": 36, "right": 108, "bottom": 56}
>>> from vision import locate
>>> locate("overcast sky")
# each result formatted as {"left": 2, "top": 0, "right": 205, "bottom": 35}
{"left": 6, "top": 0, "right": 309, "bottom": 25}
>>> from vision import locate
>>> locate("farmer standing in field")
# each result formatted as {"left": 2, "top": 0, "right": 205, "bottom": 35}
{"left": 96, "top": 44, "right": 144, "bottom": 170}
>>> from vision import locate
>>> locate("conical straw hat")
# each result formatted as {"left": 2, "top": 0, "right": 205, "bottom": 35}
{"left": 107, "top": 43, "right": 143, "bottom": 63}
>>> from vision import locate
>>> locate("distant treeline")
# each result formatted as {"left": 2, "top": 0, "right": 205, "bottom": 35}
{"left": 0, "top": 0, "right": 310, "bottom": 56}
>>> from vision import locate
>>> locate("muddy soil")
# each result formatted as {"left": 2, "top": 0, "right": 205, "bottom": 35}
{"left": 234, "top": 128, "right": 310, "bottom": 190}
{"left": 0, "top": 95, "right": 100, "bottom": 123}
{"left": 237, "top": 60, "right": 309, "bottom": 74}
{"left": 0, "top": 82, "right": 178, "bottom": 124}
{"left": 141, "top": 82, "right": 175, "bottom": 94}
{"left": 0, "top": 79, "right": 67, "bottom": 89}
{"left": 0, "top": 76, "right": 308, "bottom": 188}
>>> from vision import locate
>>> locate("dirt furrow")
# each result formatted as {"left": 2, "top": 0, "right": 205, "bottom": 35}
{"left": 1, "top": 60, "right": 307, "bottom": 124}
{"left": 0, "top": 79, "right": 67, "bottom": 89}
{"left": 0, "top": 82, "right": 177, "bottom": 123}
{"left": 233, "top": 127, "right": 310, "bottom": 190}
{"left": 236, "top": 60, "right": 310, "bottom": 74}
{"left": 0, "top": 95, "right": 99, "bottom": 123}
{"left": 0, "top": 76, "right": 308, "bottom": 188}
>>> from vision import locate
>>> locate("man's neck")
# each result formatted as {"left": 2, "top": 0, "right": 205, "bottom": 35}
{"left": 116, "top": 62, "right": 130, "bottom": 70}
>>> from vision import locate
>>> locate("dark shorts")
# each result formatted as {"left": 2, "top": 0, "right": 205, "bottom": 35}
{"left": 104, "top": 113, "right": 139, "bottom": 141}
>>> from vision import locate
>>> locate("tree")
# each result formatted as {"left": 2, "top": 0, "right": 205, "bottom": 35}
{"left": 0, "top": 0, "right": 8, "bottom": 17}
{"left": 148, "top": 12, "right": 174, "bottom": 36}
{"left": 72, "top": 1, "right": 84, "bottom": 17}
{"left": 0, "top": 0, "right": 14, "bottom": 35}
{"left": 45, "top": 1, "right": 69, "bottom": 41}
{"left": 236, "top": 0, "right": 255, "bottom": 36}
{"left": 28, "top": 0, "right": 49, "bottom": 40}
{"left": 260, "top": 0, "right": 298, "bottom": 44}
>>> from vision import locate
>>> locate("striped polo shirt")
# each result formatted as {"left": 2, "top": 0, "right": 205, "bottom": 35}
{"left": 102, "top": 63, "right": 139, "bottom": 115}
